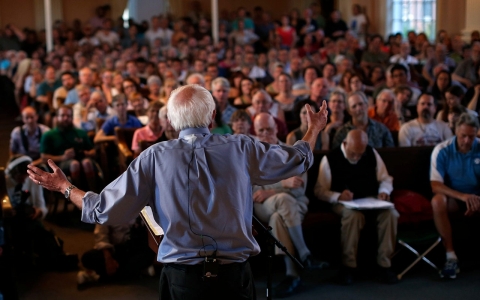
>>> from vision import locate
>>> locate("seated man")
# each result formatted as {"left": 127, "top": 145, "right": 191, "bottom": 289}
{"left": 10, "top": 106, "right": 50, "bottom": 166}
{"left": 430, "top": 113, "right": 480, "bottom": 279}
{"left": 248, "top": 90, "right": 288, "bottom": 141}
{"left": 79, "top": 91, "right": 115, "bottom": 133}
{"left": 94, "top": 94, "right": 143, "bottom": 143}
{"left": 5, "top": 155, "right": 48, "bottom": 263}
{"left": 399, "top": 93, "right": 452, "bottom": 147}
{"left": 253, "top": 113, "right": 328, "bottom": 298}
{"left": 332, "top": 92, "right": 394, "bottom": 149}
{"left": 40, "top": 105, "right": 97, "bottom": 191}
{"left": 315, "top": 129, "right": 399, "bottom": 285}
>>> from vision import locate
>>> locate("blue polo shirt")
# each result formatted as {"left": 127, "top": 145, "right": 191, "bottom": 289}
{"left": 101, "top": 115, "right": 143, "bottom": 136}
{"left": 430, "top": 137, "right": 480, "bottom": 195}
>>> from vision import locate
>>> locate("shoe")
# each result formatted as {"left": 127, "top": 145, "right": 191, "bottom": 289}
{"left": 77, "top": 270, "right": 100, "bottom": 285}
{"left": 302, "top": 255, "right": 329, "bottom": 270}
{"left": 379, "top": 267, "right": 399, "bottom": 284}
{"left": 338, "top": 267, "right": 355, "bottom": 285}
{"left": 273, "top": 275, "right": 301, "bottom": 298}
{"left": 440, "top": 259, "right": 460, "bottom": 279}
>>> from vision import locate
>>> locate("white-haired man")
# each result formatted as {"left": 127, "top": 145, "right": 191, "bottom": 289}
{"left": 27, "top": 84, "right": 328, "bottom": 300}
{"left": 185, "top": 73, "right": 205, "bottom": 87}
{"left": 211, "top": 77, "right": 237, "bottom": 125}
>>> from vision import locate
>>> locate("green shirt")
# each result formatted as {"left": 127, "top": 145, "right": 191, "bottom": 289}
{"left": 40, "top": 127, "right": 93, "bottom": 157}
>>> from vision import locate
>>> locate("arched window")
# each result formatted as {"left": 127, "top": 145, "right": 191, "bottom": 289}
{"left": 391, "top": 0, "right": 437, "bottom": 39}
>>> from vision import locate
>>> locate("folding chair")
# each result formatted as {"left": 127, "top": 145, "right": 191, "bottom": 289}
{"left": 395, "top": 225, "right": 441, "bottom": 279}
{"left": 392, "top": 190, "right": 442, "bottom": 280}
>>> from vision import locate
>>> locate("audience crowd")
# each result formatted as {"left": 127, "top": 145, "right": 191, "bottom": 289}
{"left": 2, "top": 2, "right": 480, "bottom": 297}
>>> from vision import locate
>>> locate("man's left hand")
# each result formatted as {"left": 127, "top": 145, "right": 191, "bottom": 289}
{"left": 378, "top": 193, "right": 390, "bottom": 201}
{"left": 253, "top": 190, "right": 276, "bottom": 203}
{"left": 27, "top": 159, "right": 71, "bottom": 193}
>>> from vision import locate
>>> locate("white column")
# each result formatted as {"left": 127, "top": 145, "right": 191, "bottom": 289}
{"left": 462, "top": 0, "right": 480, "bottom": 41}
{"left": 211, "top": 0, "right": 219, "bottom": 44}
{"left": 44, "top": 0, "right": 53, "bottom": 53}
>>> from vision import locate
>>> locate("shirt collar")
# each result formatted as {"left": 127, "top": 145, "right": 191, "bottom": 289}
{"left": 179, "top": 127, "right": 211, "bottom": 138}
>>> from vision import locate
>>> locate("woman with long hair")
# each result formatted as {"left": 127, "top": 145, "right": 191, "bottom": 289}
{"left": 234, "top": 77, "right": 255, "bottom": 106}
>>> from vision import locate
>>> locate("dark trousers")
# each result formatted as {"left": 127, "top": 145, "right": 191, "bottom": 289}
{"left": 159, "top": 261, "right": 256, "bottom": 300}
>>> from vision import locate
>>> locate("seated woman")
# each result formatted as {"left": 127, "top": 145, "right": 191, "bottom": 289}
{"left": 286, "top": 100, "right": 329, "bottom": 150}
{"left": 265, "top": 63, "right": 284, "bottom": 96}
{"left": 131, "top": 101, "right": 164, "bottom": 157}
{"left": 427, "top": 70, "right": 452, "bottom": 110}
{"left": 274, "top": 73, "right": 298, "bottom": 128}
{"left": 146, "top": 75, "right": 162, "bottom": 102}
{"left": 228, "top": 71, "right": 245, "bottom": 100}
{"left": 437, "top": 85, "right": 477, "bottom": 122}
{"left": 324, "top": 90, "right": 351, "bottom": 147}
{"left": 349, "top": 73, "right": 374, "bottom": 107}
{"left": 233, "top": 77, "right": 254, "bottom": 106}
{"left": 368, "top": 89, "right": 400, "bottom": 132}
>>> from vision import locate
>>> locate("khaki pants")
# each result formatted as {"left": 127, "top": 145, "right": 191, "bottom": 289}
{"left": 332, "top": 204, "right": 399, "bottom": 268}
{"left": 254, "top": 193, "right": 309, "bottom": 256}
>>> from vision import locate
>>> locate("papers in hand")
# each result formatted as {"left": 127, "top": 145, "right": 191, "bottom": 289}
{"left": 140, "top": 206, "right": 164, "bottom": 237}
{"left": 339, "top": 197, "right": 394, "bottom": 210}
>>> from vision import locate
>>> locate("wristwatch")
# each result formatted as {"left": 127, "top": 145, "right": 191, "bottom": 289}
{"left": 64, "top": 185, "right": 77, "bottom": 201}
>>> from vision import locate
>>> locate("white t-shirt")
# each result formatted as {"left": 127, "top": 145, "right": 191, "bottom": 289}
{"left": 350, "top": 14, "right": 367, "bottom": 37}
{"left": 145, "top": 28, "right": 173, "bottom": 48}
{"left": 95, "top": 30, "right": 120, "bottom": 47}
{"left": 398, "top": 119, "right": 453, "bottom": 147}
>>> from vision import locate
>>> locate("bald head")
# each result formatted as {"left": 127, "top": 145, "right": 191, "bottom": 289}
{"left": 21, "top": 106, "right": 39, "bottom": 129}
{"left": 343, "top": 129, "right": 368, "bottom": 164}
{"left": 254, "top": 113, "right": 278, "bottom": 144}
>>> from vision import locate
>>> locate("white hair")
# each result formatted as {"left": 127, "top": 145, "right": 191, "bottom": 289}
{"left": 376, "top": 89, "right": 395, "bottom": 101}
{"left": 167, "top": 84, "right": 215, "bottom": 131}
{"left": 211, "top": 77, "right": 230, "bottom": 90}
{"left": 186, "top": 73, "right": 206, "bottom": 86}
{"left": 252, "top": 89, "right": 273, "bottom": 103}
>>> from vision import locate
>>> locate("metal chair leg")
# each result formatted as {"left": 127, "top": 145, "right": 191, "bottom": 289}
{"left": 397, "top": 237, "right": 442, "bottom": 280}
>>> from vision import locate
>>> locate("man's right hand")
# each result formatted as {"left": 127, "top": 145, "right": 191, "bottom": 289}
{"left": 281, "top": 176, "right": 304, "bottom": 189}
{"left": 306, "top": 101, "right": 328, "bottom": 134}
{"left": 63, "top": 148, "right": 75, "bottom": 160}
{"left": 338, "top": 190, "right": 354, "bottom": 201}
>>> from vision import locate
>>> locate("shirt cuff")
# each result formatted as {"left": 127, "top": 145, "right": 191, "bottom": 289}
{"left": 81, "top": 191, "right": 99, "bottom": 224}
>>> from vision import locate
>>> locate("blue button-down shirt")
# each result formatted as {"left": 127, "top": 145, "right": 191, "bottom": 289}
{"left": 82, "top": 127, "right": 313, "bottom": 264}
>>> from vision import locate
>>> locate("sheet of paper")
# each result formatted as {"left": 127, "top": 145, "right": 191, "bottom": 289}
{"left": 140, "top": 206, "right": 164, "bottom": 236}
{"left": 339, "top": 197, "right": 394, "bottom": 210}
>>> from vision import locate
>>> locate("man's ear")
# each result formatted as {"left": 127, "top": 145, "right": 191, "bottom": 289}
{"left": 208, "top": 109, "right": 217, "bottom": 129}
